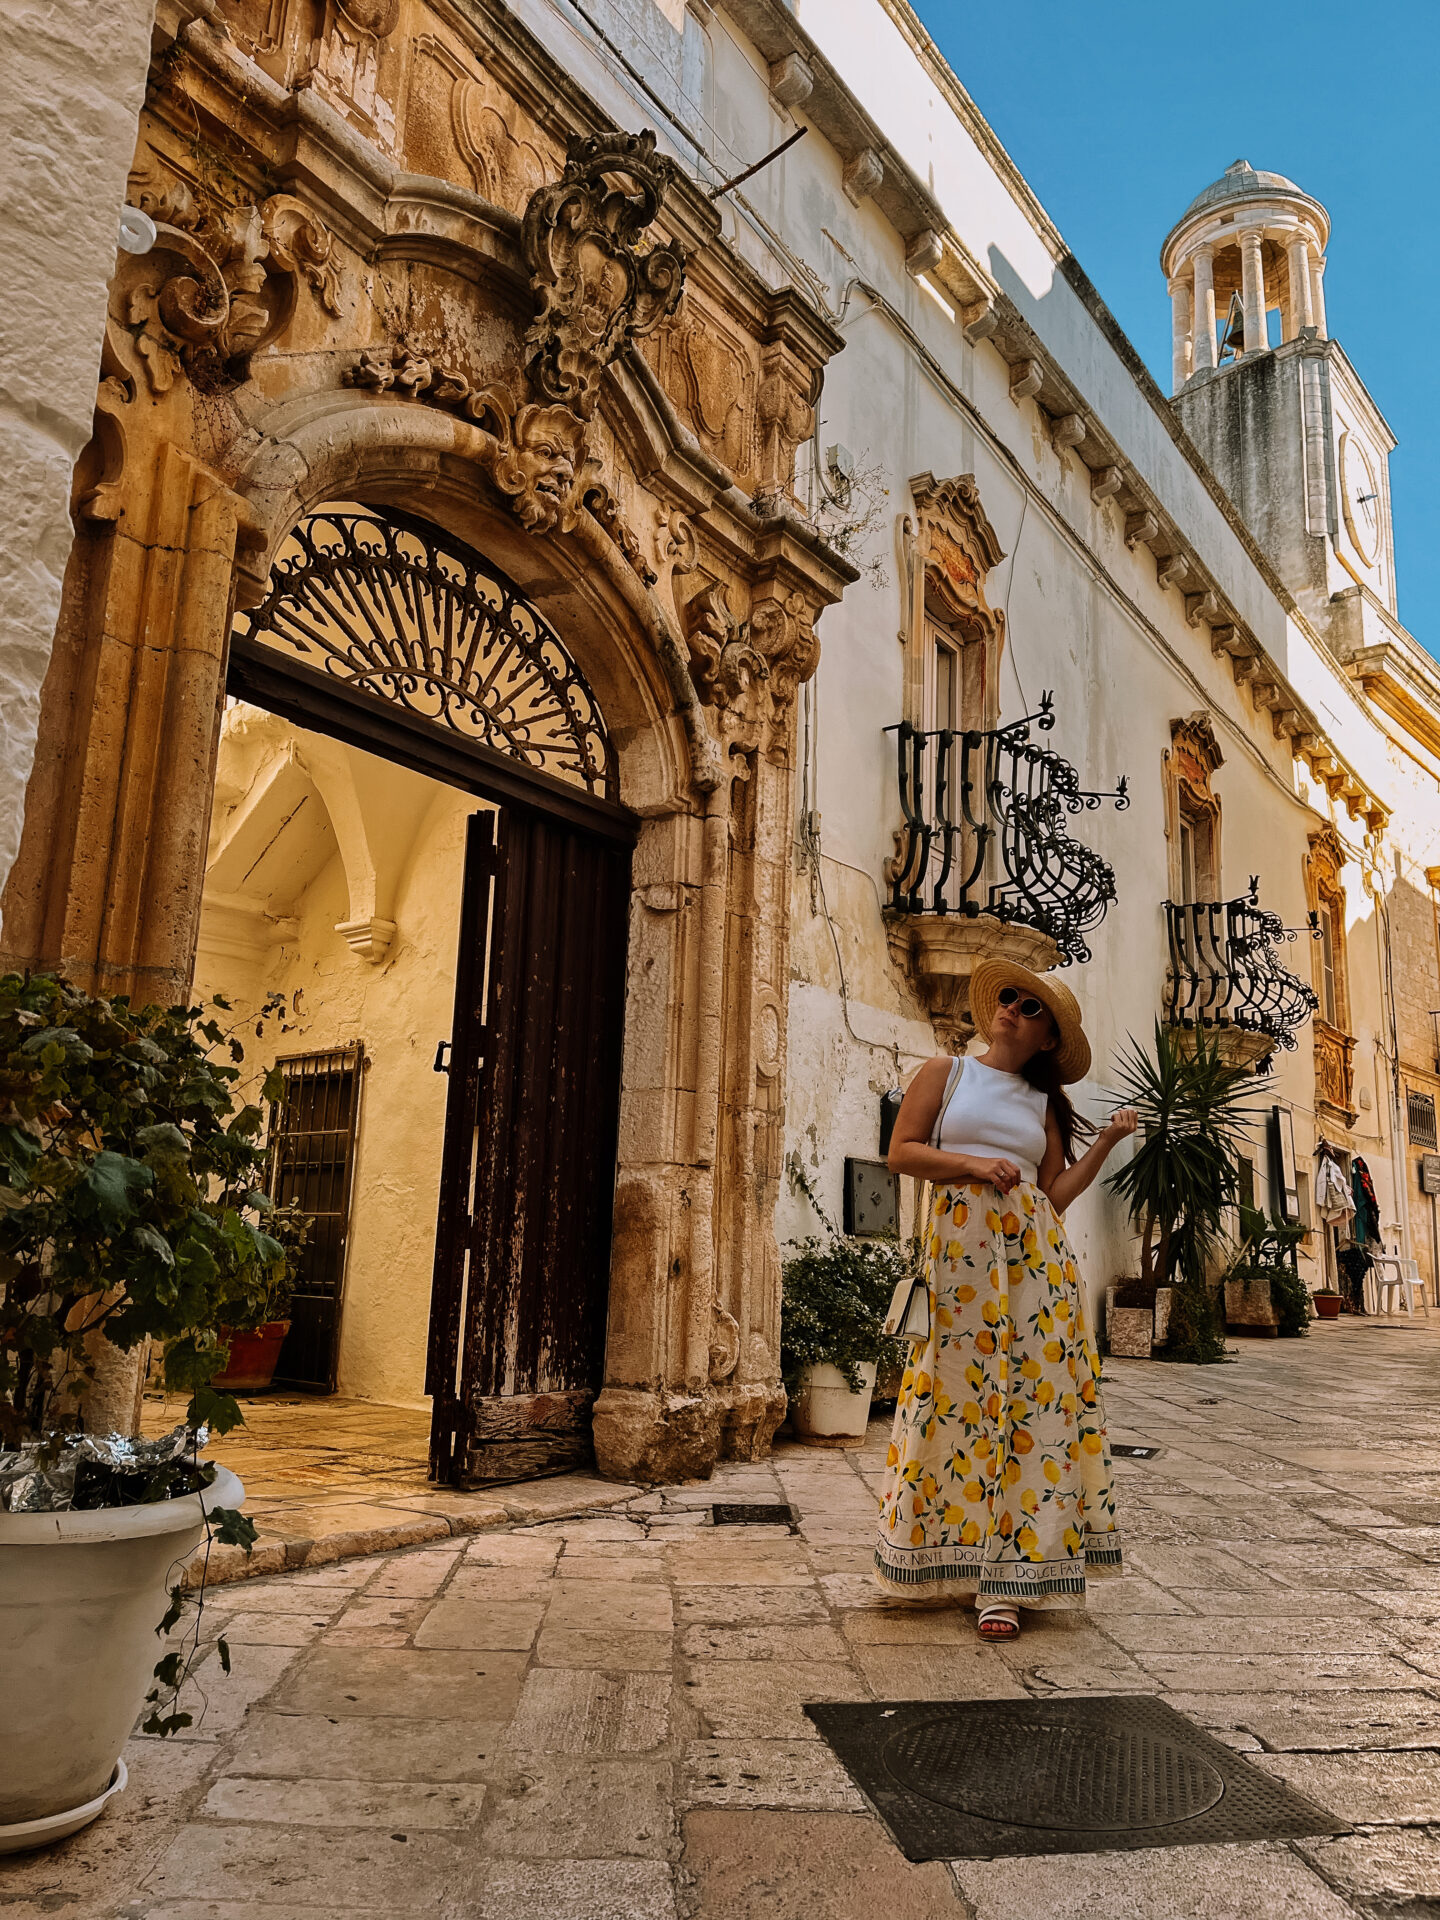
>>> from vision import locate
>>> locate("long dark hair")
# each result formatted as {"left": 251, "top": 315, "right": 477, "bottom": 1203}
{"left": 1021, "top": 1038, "right": 1095, "bottom": 1166}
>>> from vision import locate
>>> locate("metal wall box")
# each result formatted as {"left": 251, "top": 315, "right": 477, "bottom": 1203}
{"left": 844, "top": 1157, "right": 899, "bottom": 1237}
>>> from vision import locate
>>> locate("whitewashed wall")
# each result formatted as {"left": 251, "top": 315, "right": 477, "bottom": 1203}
{"left": 0, "top": 0, "right": 156, "bottom": 924}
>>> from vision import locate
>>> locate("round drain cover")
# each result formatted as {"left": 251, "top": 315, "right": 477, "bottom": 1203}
{"left": 882, "top": 1705, "right": 1226, "bottom": 1833}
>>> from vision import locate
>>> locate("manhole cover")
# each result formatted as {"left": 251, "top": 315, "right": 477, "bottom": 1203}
{"left": 805, "top": 1695, "right": 1350, "bottom": 1861}
{"left": 711, "top": 1502, "right": 797, "bottom": 1528}
{"left": 883, "top": 1705, "right": 1224, "bottom": 1832}
{"left": 1111, "top": 1443, "right": 1162, "bottom": 1459}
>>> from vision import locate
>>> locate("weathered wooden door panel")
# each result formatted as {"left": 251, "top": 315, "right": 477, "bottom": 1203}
{"left": 427, "top": 805, "right": 630, "bottom": 1487}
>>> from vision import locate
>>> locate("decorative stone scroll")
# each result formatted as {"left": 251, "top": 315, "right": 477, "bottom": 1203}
{"left": 521, "top": 130, "right": 686, "bottom": 419}
{"left": 114, "top": 166, "right": 341, "bottom": 395}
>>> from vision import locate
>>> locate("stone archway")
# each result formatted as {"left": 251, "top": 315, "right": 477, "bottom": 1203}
{"left": 2, "top": 92, "right": 857, "bottom": 1480}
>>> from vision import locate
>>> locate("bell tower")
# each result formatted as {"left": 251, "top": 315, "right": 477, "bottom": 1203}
{"left": 1162, "top": 160, "right": 1397, "bottom": 649}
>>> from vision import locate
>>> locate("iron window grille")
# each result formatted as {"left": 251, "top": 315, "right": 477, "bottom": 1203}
{"left": 885, "top": 694, "right": 1128, "bottom": 965}
{"left": 1163, "top": 879, "right": 1318, "bottom": 1053}
{"left": 1407, "top": 1088, "right": 1437, "bottom": 1150}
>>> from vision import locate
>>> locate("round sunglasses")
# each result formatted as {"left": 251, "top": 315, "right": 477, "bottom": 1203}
{"left": 996, "top": 985, "right": 1048, "bottom": 1020}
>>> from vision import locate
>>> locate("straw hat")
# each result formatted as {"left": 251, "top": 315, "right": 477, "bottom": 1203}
{"left": 970, "top": 959, "right": 1091, "bottom": 1084}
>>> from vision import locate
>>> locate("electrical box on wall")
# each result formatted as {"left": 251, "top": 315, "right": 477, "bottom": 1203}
{"left": 844, "top": 1158, "right": 899, "bottom": 1238}
{"left": 1420, "top": 1155, "right": 1440, "bottom": 1197}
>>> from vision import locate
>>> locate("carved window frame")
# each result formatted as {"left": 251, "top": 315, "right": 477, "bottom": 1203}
{"left": 1304, "top": 824, "right": 1352, "bottom": 1036}
{"left": 901, "top": 472, "right": 1006, "bottom": 736}
{"left": 1163, "top": 714, "right": 1224, "bottom": 904}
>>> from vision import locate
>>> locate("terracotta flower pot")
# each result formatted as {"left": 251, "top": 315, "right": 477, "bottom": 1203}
{"left": 211, "top": 1320, "right": 291, "bottom": 1392}
{"left": 1312, "top": 1292, "right": 1343, "bottom": 1320}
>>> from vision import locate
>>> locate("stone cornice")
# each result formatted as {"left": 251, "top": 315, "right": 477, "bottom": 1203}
{"left": 719, "top": 0, "right": 948, "bottom": 246}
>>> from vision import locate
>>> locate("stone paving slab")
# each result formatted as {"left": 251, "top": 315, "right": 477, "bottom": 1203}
{"left": 27, "top": 1317, "right": 1440, "bottom": 1917}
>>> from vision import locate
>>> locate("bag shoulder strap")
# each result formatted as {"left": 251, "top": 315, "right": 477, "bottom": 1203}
{"left": 929, "top": 1054, "right": 964, "bottom": 1149}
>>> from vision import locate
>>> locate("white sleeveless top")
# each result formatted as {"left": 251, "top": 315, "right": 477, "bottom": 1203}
{"left": 933, "top": 1056, "right": 1049, "bottom": 1183}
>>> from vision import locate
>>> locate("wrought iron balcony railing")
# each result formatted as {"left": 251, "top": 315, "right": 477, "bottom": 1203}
{"left": 885, "top": 695, "right": 1128, "bottom": 965}
{"left": 1163, "top": 879, "right": 1318, "bottom": 1052}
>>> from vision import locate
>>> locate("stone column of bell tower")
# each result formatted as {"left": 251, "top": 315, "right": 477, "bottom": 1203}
{"left": 1161, "top": 159, "right": 1397, "bottom": 651}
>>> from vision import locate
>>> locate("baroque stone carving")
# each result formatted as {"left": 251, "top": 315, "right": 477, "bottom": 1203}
{"left": 344, "top": 130, "right": 684, "bottom": 574}
{"left": 521, "top": 131, "right": 686, "bottom": 419}
{"left": 682, "top": 582, "right": 768, "bottom": 709}
{"left": 116, "top": 168, "right": 341, "bottom": 394}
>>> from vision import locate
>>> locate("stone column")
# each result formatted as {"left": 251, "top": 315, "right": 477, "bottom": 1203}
{"left": 1169, "top": 276, "right": 1193, "bottom": 392}
{"left": 1191, "top": 246, "right": 1217, "bottom": 374}
{"left": 1286, "top": 235, "right": 1314, "bottom": 338}
{"left": 1310, "top": 251, "right": 1328, "bottom": 338}
{"left": 1239, "top": 226, "right": 1267, "bottom": 355}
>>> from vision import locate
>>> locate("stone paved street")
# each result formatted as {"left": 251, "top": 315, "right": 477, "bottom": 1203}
{"left": 9, "top": 1315, "right": 1440, "bottom": 1918}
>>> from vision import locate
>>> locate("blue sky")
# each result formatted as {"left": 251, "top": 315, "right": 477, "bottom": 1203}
{"left": 912, "top": 2, "right": 1438, "bottom": 654}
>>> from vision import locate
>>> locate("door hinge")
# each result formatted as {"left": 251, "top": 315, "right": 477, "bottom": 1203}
{"left": 433, "top": 1039, "right": 452, "bottom": 1074}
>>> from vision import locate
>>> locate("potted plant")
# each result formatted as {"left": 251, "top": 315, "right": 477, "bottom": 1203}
{"left": 210, "top": 1201, "right": 309, "bottom": 1393}
{"left": 1312, "top": 1285, "right": 1345, "bottom": 1320}
{"left": 0, "top": 974, "right": 288, "bottom": 1850}
{"left": 1223, "top": 1204, "right": 1310, "bottom": 1336}
{"left": 781, "top": 1234, "right": 911, "bottom": 1443}
{"left": 1106, "top": 1022, "right": 1256, "bottom": 1363}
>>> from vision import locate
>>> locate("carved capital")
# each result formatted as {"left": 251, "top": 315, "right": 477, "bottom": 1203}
{"left": 749, "top": 588, "right": 817, "bottom": 718}
{"left": 521, "top": 130, "right": 686, "bottom": 419}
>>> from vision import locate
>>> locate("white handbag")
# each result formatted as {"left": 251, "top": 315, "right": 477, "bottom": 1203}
{"left": 881, "top": 1057, "right": 964, "bottom": 1347}
{"left": 883, "top": 1272, "right": 931, "bottom": 1341}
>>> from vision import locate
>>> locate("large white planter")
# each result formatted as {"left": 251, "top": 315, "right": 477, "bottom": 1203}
{"left": 790, "top": 1361, "right": 877, "bottom": 1441}
{"left": 0, "top": 1463, "right": 244, "bottom": 1848}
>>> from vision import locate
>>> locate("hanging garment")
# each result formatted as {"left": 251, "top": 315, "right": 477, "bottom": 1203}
{"left": 1315, "top": 1155, "right": 1354, "bottom": 1227}
{"left": 874, "top": 1179, "right": 1123, "bottom": 1609}
{"left": 1352, "top": 1157, "right": 1382, "bottom": 1245}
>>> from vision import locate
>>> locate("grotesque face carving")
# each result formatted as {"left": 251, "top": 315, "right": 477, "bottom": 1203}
{"left": 491, "top": 403, "right": 587, "bottom": 532}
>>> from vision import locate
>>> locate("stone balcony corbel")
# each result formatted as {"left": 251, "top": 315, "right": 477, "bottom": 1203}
{"left": 768, "top": 51, "right": 814, "bottom": 107}
{"left": 1185, "top": 590, "right": 1219, "bottom": 629}
{"left": 1090, "top": 465, "right": 1123, "bottom": 504}
{"left": 887, "top": 914, "right": 1062, "bottom": 1053}
{"left": 961, "top": 298, "right": 998, "bottom": 344}
{"left": 1124, "top": 511, "right": 1158, "bottom": 552}
{"left": 1156, "top": 551, "right": 1190, "bottom": 592}
{"left": 842, "top": 148, "right": 884, "bottom": 205}
{"left": 1051, "top": 412, "right": 1086, "bottom": 453}
{"left": 905, "top": 229, "right": 944, "bottom": 278}
{"left": 1008, "top": 358, "right": 1043, "bottom": 403}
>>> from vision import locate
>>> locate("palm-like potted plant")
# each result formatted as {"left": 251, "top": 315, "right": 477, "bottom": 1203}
{"left": 1105, "top": 1022, "right": 1257, "bottom": 1363}
{"left": 0, "top": 973, "right": 288, "bottom": 1849}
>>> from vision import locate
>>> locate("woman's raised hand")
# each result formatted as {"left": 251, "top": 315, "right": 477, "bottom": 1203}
{"left": 1102, "top": 1107, "right": 1138, "bottom": 1149}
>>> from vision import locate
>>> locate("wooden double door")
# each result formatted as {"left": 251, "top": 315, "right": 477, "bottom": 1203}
{"left": 226, "top": 504, "right": 636, "bottom": 1488}
{"left": 425, "top": 804, "right": 632, "bottom": 1486}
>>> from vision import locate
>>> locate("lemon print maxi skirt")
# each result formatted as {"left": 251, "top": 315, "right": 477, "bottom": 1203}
{"left": 874, "top": 1181, "right": 1123, "bottom": 1609}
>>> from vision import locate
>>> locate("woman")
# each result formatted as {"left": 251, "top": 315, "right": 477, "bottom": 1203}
{"left": 876, "top": 959, "right": 1137, "bottom": 1640}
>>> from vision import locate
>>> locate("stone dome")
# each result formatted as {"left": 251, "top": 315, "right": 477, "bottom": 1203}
{"left": 1182, "top": 159, "right": 1304, "bottom": 220}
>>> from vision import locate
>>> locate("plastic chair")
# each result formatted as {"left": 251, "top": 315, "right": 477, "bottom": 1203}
{"left": 1376, "top": 1259, "right": 1428, "bottom": 1317}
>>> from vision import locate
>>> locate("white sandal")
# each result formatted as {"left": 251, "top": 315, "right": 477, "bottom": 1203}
{"left": 977, "top": 1603, "right": 1020, "bottom": 1640}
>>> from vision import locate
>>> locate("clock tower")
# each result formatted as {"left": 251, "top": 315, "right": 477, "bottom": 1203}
{"left": 1162, "top": 160, "right": 1397, "bottom": 653}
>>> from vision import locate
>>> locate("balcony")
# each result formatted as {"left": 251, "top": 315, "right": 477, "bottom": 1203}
{"left": 1163, "top": 880, "right": 1318, "bottom": 1069}
{"left": 884, "top": 696, "right": 1127, "bottom": 1047}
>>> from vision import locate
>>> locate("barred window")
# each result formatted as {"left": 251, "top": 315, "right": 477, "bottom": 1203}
{"left": 1408, "top": 1089, "right": 1437, "bottom": 1150}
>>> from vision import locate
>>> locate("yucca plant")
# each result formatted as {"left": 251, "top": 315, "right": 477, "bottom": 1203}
{"left": 1106, "top": 1022, "right": 1257, "bottom": 1362}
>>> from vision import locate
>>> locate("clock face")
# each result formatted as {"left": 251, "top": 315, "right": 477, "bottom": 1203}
{"left": 1339, "top": 431, "right": 1380, "bottom": 567}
